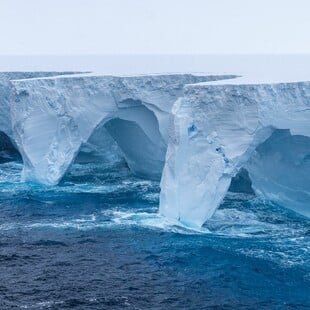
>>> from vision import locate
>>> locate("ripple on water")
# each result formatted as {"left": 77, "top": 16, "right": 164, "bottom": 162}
{"left": 0, "top": 161, "right": 309, "bottom": 309}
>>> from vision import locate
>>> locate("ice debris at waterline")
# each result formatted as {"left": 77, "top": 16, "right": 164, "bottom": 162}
{"left": 1, "top": 72, "right": 309, "bottom": 227}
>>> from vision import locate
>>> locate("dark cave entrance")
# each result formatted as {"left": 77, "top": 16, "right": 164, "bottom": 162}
{"left": 228, "top": 168, "right": 255, "bottom": 195}
{"left": 0, "top": 131, "right": 22, "bottom": 164}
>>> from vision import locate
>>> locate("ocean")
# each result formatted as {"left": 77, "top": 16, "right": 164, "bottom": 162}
{"left": 0, "top": 157, "right": 309, "bottom": 309}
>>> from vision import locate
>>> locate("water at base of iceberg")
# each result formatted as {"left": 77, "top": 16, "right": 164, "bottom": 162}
{"left": 0, "top": 160, "right": 309, "bottom": 309}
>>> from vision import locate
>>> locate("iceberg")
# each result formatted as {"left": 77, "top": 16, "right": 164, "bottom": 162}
{"left": 1, "top": 71, "right": 309, "bottom": 227}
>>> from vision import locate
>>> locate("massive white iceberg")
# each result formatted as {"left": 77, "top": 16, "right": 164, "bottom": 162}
{"left": 10, "top": 74, "right": 231, "bottom": 185}
{"left": 159, "top": 78, "right": 310, "bottom": 226}
{"left": 0, "top": 72, "right": 309, "bottom": 227}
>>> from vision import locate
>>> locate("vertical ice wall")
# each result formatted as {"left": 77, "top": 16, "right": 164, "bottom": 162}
{"left": 0, "top": 72, "right": 79, "bottom": 163}
{"left": 0, "top": 72, "right": 76, "bottom": 139}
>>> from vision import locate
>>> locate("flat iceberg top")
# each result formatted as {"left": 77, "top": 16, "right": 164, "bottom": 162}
{"left": 10, "top": 72, "right": 234, "bottom": 82}
{"left": 11, "top": 71, "right": 310, "bottom": 89}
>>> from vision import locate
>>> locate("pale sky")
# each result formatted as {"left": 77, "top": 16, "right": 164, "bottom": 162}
{"left": 0, "top": 0, "right": 309, "bottom": 55}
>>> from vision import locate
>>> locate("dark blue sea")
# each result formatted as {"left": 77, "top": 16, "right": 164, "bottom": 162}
{"left": 0, "top": 158, "right": 309, "bottom": 309}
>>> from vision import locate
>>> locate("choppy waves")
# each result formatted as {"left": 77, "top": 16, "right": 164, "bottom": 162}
{"left": 0, "top": 160, "right": 309, "bottom": 309}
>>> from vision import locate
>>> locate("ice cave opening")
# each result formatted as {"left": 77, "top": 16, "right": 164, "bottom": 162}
{"left": 104, "top": 117, "right": 165, "bottom": 180}
{"left": 225, "top": 128, "right": 310, "bottom": 217}
{"left": 64, "top": 102, "right": 167, "bottom": 183}
{"left": 228, "top": 168, "right": 255, "bottom": 195}
{"left": 243, "top": 128, "right": 310, "bottom": 218}
{"left": 0, "top": 131, "right": 22, "bottom": 164}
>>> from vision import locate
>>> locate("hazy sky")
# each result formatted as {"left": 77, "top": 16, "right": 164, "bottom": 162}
{"left": 0, "top": 0, "right": 309, "bottom": 55}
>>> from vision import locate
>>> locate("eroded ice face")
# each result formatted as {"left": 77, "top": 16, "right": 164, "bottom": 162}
{"left": 160, "top": 81, "right": 310, "bottom": 226}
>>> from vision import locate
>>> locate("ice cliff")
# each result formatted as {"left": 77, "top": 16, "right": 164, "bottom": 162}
{"left": 0, "top": 72, "right": 76, "bottom": 140}
{"left": 1, "top": 72, "right": 309, "bottom": 227}
{"left": 160, "top": 79, "right": 310, "bottom": 226}
{"left": 0, "top": 72, "right": 78, "bottom": 163}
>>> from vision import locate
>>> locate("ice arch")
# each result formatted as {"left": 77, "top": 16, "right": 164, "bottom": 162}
{"left": 160, "top": 81, "right": 310, "bottom": 227}
{"left": 16, "top": 97, "right": 167, "bottom": 185}
{"left": 11, "top": 74, "right": 230, "bottom": 185}
{"left": 66, "top": 103, "right": 167, "bottom": 181}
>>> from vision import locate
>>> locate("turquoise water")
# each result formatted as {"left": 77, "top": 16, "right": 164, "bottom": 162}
{"left": 0, "top": 160, "right": 309, "bottom": 309}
